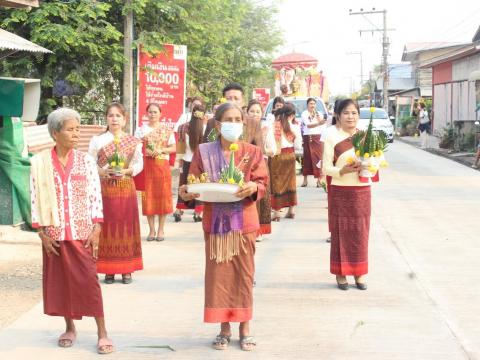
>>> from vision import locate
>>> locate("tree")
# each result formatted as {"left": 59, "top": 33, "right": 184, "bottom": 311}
{"left": 0, "top": 0, "right": 282, "bottom": 121}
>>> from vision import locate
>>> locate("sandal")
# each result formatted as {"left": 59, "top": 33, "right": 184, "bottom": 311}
{"left": 146, "top": 235, "right": 156, "bottom": 241}
{"left": 97, "top": 337, "right": 114, "bottom": 354}
{"left": 285, "top": 212, "right": 295, "bottom": 219}
{"left": 193, "top": 213, "right": 202, "bottom": 222}
{"left": 212, "top": 334, "right": 231, "bottom": 350}
{"left": 173, "top": 212, "right": 182, "bottom": 222}
{"left": 122, "top": 273, "right": 132, "bottom": 284}
{"left": 104, "top": 275, "right": 115, "bottom": 284}
{"left": 58, "top": 331, "right": 76, "bottom": 348}
{"left": 239, "top": 335, "right": 256, "bottom": 351}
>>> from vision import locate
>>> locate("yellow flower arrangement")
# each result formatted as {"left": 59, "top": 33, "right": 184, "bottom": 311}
{"left": 229, "top": 143, "right": 239, "bottom": 152}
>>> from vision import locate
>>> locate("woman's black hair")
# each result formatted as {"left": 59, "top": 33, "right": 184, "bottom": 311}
{"left": 306, "top": 97, "right": 316, "bottom": 105}
{"left": 271, "top": 96, "right": 285, "bottom": 113}
{"left": 274, "top": 102, "right": 296, "bottom": 135}
{"left": 188, "top": 104, "right": 206, "bottom": 153}
{"left": 247, "top": 99, "right": 263, "bottom": 113}
{"left": 336, "top": 99, "right": 359, "bottom": 116}
{"left": 214, "top": 102, "right": 244, "bottom": 122}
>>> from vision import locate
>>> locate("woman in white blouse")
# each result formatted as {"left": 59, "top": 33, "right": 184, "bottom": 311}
{"left": 174, "top": 104, "right": 208, "bottom": 222}
{"left": 300, "top": 98, "right": 326, "bottom": 187}
{"left": 269, "top": 103, "right": 302, "bottom": 221}
{"left": 88, "top": 102, "right": 144, "bottom": 284}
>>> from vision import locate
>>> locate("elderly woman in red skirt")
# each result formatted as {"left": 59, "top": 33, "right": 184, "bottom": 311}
{"left": 30, "top": 108, "right": 114, "bottom": 354}
{"left": 322, "top": 99, "right": 370, "bottom": 291}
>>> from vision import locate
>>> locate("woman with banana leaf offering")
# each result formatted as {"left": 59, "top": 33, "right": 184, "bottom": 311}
{"left": 88, "top": 103, "right": 144, "bottom": 284}
{"left": 134, "top": 103, "right": 175, "bottom": 242}
{"left": 322, "top": 98, "right": 371, "bottom": 291}
{"left": 179, "top": 102, "right": 268, "bottom": 352}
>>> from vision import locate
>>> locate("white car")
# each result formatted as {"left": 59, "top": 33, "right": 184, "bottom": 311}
{"left": 358, "top": 107, "right": 394, "bottom": 143}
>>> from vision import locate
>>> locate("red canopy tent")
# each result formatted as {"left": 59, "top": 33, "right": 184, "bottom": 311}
{"left": 271, "top": 52, "right": 318, "bottom": 70}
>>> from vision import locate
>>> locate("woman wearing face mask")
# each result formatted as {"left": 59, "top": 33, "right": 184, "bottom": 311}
{"left": 247, "top": 100, "right": 276, "bottom": 241}
{"left": 179, "top": 102, "right": 268, "bottom": 352}
{"left": 269, "top": 103, "right": 302, "bottom": 221}
{"left": 322, "top": 99, "right": 370, "bottom": 291}
{"left": 88, "top": 103, "right": 144, "bottom": 285}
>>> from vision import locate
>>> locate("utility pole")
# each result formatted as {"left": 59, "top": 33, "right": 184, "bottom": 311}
{"left": 123, "top": 0, "right": 134, "bottom": 133}
{"left": 349, "top": 8, "right": 394, "bottom": 111}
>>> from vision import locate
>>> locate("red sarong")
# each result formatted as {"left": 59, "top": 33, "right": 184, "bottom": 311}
{"left": 330, "top": 185, "right": 371, "bottom": 276}
{"left": 97, "top": 177, "right": 143, "bottom": 274}
{"left": 43, "top": 241, "right": 104, "bottom": 319}
{"left": 142, "top": 157, "right": 173, "bottom": 215}
{"left": 327, "top": 175, "right": 332, "bottom": 232}
{"left": 302, "top": 134, "right": 322, "bottom": 178}
{"left": 204, "top": 232, "right": 256, "bottom": 323}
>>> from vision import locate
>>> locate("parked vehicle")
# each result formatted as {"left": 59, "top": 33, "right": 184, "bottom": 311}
{"left": 263, "top": 96, "right": 328, "bottom": 123}
{"left": 358, "top": 107, "right": 394, "bottom": 143}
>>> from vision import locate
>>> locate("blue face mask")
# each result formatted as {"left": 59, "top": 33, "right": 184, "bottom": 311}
{"left": 220, "top": 122, "right": 243, "bottom": 142}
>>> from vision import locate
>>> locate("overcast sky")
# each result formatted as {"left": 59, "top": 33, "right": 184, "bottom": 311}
{"left": 274, "top": 0, "right": 480, "bottom": 96}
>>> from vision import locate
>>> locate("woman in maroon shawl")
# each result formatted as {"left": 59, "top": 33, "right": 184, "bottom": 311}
{"left": 179, "top": 102, "right": 268, "bottom": 351}
{"left": 322, "top": 99, "right": 370, "bottom": 291}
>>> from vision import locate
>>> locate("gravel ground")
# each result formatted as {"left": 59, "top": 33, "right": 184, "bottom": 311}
{"left": 0, "top": 242, "right": 42, "bottom": 329}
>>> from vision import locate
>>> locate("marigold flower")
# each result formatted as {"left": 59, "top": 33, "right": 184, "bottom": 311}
{"left": 118, "top": 162, "right": 125, "bottom": 168}
{"left": 364, "top": 152, "right": 370, "bottom": 159}
{"left": 220, "top": 97, "right": 227, "bottom": 104}
{"left": 227, "top": 178, "right": 236, "bottom": 184}
{"left": 113, "top": 137, "right": 120, "bottom": 145}
{"left": 355, "top": 150, "right": 361, "bottom": 157}
{"left": 229, "top": 143, "right": 239, "bottom": 151}
{"left": 370, "top": 106, "right": 375, "bottom": 113}
{"left": 110, "top": 161, "right": 117, "bottom": 167}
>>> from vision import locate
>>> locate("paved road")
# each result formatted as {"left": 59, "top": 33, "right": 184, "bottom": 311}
{"left": 0, "top": 141, "right": 479, "bottom": 359}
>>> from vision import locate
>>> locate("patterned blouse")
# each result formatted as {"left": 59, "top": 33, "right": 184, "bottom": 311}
{"left": 30, "top": 148, "right": 104, "bottom": 241}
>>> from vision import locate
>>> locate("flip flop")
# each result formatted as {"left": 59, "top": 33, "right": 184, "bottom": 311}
{"left": 58, "top": 331, "right": 76, "bottom": 348}
{"left": 97, "top": 337, "right": 114, "bottom": 355}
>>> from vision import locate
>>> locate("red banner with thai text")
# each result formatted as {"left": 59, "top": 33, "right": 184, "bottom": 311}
{"left": 252, "top": 88, "right": 271, "bottom": 110}
{"left": 137, "top": 44, "right": 187, "bottom": 131}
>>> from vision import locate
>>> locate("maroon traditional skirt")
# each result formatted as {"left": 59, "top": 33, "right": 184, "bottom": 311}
{"left": 330, "top": 185, "right": 371, "bottom": 276}
{"left": 43, "top": 240, "right": 104, "bottom": 319}
{"left": 204, "top": 232, "right": 256, "bottom": 323}
{"left": 302, "top": 134, "right": 322, "bottom": 178}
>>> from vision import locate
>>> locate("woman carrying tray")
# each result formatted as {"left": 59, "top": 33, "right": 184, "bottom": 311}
{"left": 179, "top": 102, "right": 268, "bottom": 352}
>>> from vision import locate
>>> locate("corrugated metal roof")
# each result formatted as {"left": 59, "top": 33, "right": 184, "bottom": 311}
{"left": 0, "top": 0, "right": 39, "bottom": 9}
{"left": 24, "top": 124, "right": 106, "bottom": 154}
{"left": 0, "top": 29, "right": 52, "bottom": 54}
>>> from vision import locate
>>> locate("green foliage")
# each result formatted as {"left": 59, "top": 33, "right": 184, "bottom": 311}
{"left": 460, "top": 131, "right": 475, "bottom": 152}
{"left": 399, "top": 116, "right": 416, "bottom": 129}
{"left": 1, "top": 0, "right": 283, "bottom": 121}
{"left": 439, "top": 126, "right": 455, "bottom": 149}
